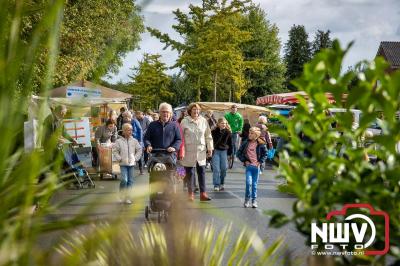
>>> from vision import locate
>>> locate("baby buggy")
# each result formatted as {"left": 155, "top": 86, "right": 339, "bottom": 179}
{"left": 145, "top": 149, "right": 177, "bottom": 223}
{"left": 62, "top": 144, "right": 95, "bottom": 189}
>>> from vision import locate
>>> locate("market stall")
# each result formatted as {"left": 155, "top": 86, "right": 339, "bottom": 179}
{"left": 256, "top": 91, "right": 346, "bottom": 105}
{"left": 25, "top": 80, "right": 132, "bottom": 176}
{"left": 196, "top": 102, "right": 271, "bottom": 125}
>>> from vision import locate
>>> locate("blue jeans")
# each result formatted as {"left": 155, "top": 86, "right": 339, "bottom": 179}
{"left": 245, "top": 165, "right": 260, "bottom": 200}
{"left": 232, "top": 132, "right": 239, "bottom": 157}
{"left": 212, "top": 149, "right": 227, "bottom": 186}
{"left": 120, "top": 165, "right": 134, "bottom": 191}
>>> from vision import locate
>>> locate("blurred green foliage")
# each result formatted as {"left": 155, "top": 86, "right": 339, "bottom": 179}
{"left": 0, "top": 1, "right": 286, "bottom": 265}
{"left": 268, "top": 40, "right": 400, "bottom": 265}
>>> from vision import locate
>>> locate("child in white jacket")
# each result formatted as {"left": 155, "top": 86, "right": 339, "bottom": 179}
{"left": 113, "top": 123, "right": 142, "bottom": 204}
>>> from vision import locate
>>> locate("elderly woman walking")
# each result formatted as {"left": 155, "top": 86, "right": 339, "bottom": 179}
{"left": 113, "top": 123, "right": 142, "bottom": 204}
{"left": 180, "top": 103, "right": 214, "bottom": 201}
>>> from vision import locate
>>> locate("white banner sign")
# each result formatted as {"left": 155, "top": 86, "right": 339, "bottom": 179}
{"left": 66, "top": 86, "right": 101, "bottom": 98}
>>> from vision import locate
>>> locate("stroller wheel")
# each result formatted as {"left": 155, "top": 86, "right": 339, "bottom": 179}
{"left": 145, "top": 206, "right": 149, "bottom": 221}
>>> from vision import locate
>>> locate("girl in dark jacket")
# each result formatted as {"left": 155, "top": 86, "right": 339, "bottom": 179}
{"left": 236, "top": 127, "right": 267, "bottom": 208}
{"left": 211, "top": 118, "right": 233, "bottom": 191}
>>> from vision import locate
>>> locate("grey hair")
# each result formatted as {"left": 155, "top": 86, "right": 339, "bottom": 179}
{"left": 159, "top": 102, "right": 173, "bottom": 113}
{"left": 122, "top": 111, "right": 132, "bottom": 119}
{"left": 258, "top": 115, "right": 267, "bottom": 123}
{"left": 122, "top": 123, "right": 133, "bottom": 131}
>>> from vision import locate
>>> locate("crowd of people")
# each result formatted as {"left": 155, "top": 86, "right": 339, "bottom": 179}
{"left": 46, "top": 102, "right": 276, "bottom": 208}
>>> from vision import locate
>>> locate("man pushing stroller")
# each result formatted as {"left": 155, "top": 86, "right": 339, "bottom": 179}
{"left": 144, "top": 103, "right": 182, "bottom": 165}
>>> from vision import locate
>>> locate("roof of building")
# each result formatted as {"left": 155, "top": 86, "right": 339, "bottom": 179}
{"left": 47, "top": 80, "right": 132, "bottom": 99}
{"left": 376, "top": 41, "right": 400, "bottom": 68}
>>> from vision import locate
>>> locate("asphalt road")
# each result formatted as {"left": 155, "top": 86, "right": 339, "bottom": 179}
{"left": 44, "top": 162, "right": 310, "bottom": 265}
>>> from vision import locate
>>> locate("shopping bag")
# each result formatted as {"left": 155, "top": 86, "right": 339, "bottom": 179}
{"left": 176, "top": 166, "right": 186, "bottom": 180}
{"left": 267, "top": 148, "right": 276, "bottom": 160}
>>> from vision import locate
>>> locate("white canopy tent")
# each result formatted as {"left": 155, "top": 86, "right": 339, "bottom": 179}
{"left": 196, "top": 102, "right": 271, "bottom": 125}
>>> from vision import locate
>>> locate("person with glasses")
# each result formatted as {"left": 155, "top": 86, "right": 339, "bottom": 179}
{"left": 144, "top": 102, "right": 182, "bottom": 163}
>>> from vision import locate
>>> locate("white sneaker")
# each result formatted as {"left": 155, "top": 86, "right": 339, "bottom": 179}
{"left": 125, "top": 199, "right": 132, "bottom": 205}
{"left": 252, "top": 200, "right": 258, "bottom": 208}
{"left": 243, "top": 199, "right": 250, "bottom": 208}
{"left": 214, "top": 186, "right": 220, "bottom": 191}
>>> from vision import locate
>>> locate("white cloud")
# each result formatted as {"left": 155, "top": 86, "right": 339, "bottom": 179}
{"left": 143, "top": 3, "right": 190, "bottom": 14}
{"left": 106, "top": 0, "right": 400, "bottom": 83}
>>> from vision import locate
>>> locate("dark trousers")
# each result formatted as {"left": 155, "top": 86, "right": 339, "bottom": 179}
{"left": 137, "top": 151, "right": 149, "bottom": 172}
{"left": 185, "top": 163, "right": 206, "bottom": 193}
{"left": 92, "top": 147, "right": 98, "bottom": 167}
{"left": 138, "top": 156, "right": 143, "bottom": 172}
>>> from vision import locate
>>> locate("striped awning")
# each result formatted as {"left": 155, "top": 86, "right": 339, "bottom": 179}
{"left": 256, "top": 91, "right": 342, "bottom": 105}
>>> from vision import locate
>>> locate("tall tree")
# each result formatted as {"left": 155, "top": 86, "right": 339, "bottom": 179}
{"left": 168, "top": 74, "right": 196, "bottom": 107}
{"left": 312, "top": 30, "right": 333, "bottom": 56}
{"left": 148, "top": 0, "right": 263, "bottom": 102}
{"left": 283, "top": 25, "right": 311, "bottom": 91}
{"left": 241, "top": 5, "right": 286, "bottom": 104}
{"left": 21, "top": 0, "right": 144, "bottom": 92}
{"left": 128, "top": 54, "right": 173, "bottom": 110}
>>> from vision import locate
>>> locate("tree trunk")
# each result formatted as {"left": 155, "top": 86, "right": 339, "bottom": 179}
{"left": 232, "top": 83, "right": 235, "bottom": 102}
{"left": 196, "top": 76, "right": 201, "bottom": 101}
{"left": 213, "top": 71, "right": 217, "bottom": 102}
{"left": 228, "top": 80, "right": 232, "bottom": 102}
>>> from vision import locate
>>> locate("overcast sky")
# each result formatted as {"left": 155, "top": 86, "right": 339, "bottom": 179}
{"left": 106, "top": 0, "right": 400, "bottom": 83}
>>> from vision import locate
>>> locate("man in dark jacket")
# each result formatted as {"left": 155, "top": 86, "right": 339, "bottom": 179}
{"left": 116, "top": 107, "right": 126, "bottom": 132}
{"left": 136, "top": 111, "right": 151, "bottom": 135}
{"left": 144, "top": 103, "right": 182, "bottom": 164}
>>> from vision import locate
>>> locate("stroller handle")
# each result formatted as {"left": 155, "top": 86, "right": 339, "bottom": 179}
{"left": 150, "top": 148, "right": 174, "bottom": 153}
{"left": 66, "top": 143, "right": 83, "bottom": 148}
{"left": 60, "top": 142, "right": 83, "bottom": 150}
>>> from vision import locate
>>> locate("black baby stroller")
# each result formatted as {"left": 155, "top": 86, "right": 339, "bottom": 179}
{"left": 145, "top": 149, "right": 177, "bottom": 223}
{"left": 62, "top": 144, "right": 95, "bottom": 189}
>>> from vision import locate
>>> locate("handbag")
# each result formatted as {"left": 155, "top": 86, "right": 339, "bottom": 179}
{"left": 176, "top": 166, "right": 186, "bottom": 179}
{"left": 267, "top": 148, "right": 276, "bottom": 160}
